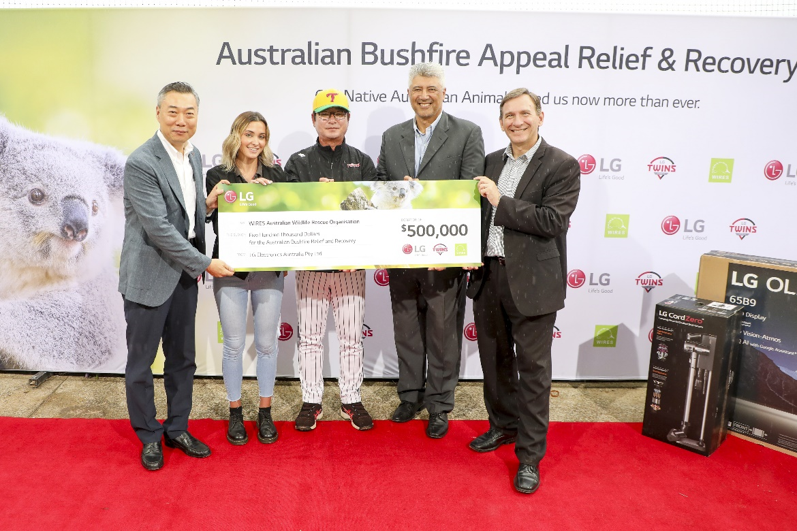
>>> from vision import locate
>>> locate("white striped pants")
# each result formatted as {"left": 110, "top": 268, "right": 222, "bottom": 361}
{"left": 295, "top": 270, "right": 365, "bottom": 404}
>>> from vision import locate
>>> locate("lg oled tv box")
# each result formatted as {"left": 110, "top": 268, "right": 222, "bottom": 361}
{"left": 642, "top": 294, "right": 743, "bottom": 456}
{"left": 697, "top": 251, "right": 797, "bottom": 454}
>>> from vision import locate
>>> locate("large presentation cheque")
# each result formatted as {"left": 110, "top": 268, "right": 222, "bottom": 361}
{"left": 217, "top": 180, "right": 482, "bottom": 271}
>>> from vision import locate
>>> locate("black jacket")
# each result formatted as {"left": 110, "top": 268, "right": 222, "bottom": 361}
{"left": 206, "top": 161, "right": 287, "bottom": 260}
{"left": 283, "top": 139, "right": 378, "bottom": 182}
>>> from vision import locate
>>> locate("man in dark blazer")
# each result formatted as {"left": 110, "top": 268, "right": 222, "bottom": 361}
{"left": 119, "top": 82, "right": 234, "bottom": 471}
{"left": 377, "top": 62, "right": 484, "bottom": 439}
{"left": 467, "top": 88, "right": 580, "bottom": 493}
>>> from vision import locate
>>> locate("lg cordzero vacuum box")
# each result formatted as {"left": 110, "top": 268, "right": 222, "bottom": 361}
{"left": 697, "top": 251, "right": 797, "bottom": 453}
{"left": 642, "top": 295, "right": 743, "bottom": 456}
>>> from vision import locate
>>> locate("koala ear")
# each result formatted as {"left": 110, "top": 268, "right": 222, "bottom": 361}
{"left": 410, "top": 180, "right": 423, "bottom": 196}
{"left": 86, "top": 145, "right": 126, "bottom": 197}
{"left": 102, "top": 148, "right": 126, "bottom": 197}
{"left": 0, "top": 116, "right": 10, "bottom": 159}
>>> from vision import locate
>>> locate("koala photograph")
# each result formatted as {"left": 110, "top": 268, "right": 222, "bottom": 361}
{"left": 368, "top": 180, "right": 424, "bottom": 210}
{"left": 0, "top": 116, "right": 128, "bottom": 372}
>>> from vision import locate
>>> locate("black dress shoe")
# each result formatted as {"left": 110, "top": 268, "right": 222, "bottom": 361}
{"left": 391, "top": 401, "right": 424, "bottom": 423}
{"left": 514, "top": 464, "right": 541, "bottom": 494}
{"left": 164, "top": 431, "right": 211, "bottom": 458}
{"left": 257, "top": 407, "right": 278, "bottom": 444}
{"left": 141, "top": 441, "right": 163, "bottom": 471}
{"left": 426, "top": 412, "right": 449, "bottom": 439}
{"left": 469, "top": 427, "right": 517, "bottom": 453}
{"left": 227, "top": 406, "right": 248, "bottom": 445}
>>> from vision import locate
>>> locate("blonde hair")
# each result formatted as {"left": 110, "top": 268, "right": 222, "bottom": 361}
{"left": 221, "top": 111, "right": 274, "bottom": 172}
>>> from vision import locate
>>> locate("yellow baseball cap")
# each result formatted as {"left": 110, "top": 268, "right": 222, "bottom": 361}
{"left": 313, "top": 89, "right": 350, "bottom": 113}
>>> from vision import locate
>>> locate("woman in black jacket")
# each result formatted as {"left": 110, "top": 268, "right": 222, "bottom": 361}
{"left": 206, "top": 111, "right": 286, "bottom": 446}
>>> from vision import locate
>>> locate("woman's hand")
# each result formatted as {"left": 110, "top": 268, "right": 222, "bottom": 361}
{"left": 206, "top": 179, "right": 231, "bottom": 211}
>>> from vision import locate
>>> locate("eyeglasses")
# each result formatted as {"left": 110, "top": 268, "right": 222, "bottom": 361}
{"left": 316, "top": 111, "right": 348, "bottom": 122}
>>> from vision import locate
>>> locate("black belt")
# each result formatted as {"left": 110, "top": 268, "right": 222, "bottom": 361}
{"left": 488, "top": 256, "right": 506, "bottom": 265}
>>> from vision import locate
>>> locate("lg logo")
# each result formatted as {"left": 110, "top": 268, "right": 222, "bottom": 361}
{"left": 661, "top": 216, "right": 704, "bottom": 235}
{"left": 578, "top": 154, "right": 596, "bottom": 174}
{"left": 464, "top": 323, "right": 478, "bottom": 342}
{"left": 764, "top": 160, "right": 783, "bottom": 181}
{"left": 224, "top": 191, "right": 254, "bottom": 203}
{"left": 567, "top": 269, "right": 610, "bottom": 287}
{"left": 278, "top": 322, "right": 293, "bottom": 341}
{"left": 578, "top": 154, "right": 621, "bottom": 175}
{"left": 567, "top": 269, "right": 586, "bottom": 288}
{"left": 373, "top": 269, "right": 390, "bottom": 286}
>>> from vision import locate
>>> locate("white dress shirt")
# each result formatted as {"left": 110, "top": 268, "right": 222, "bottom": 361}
{"left": 157, "top": 129, "right": 197, "bottom": 239}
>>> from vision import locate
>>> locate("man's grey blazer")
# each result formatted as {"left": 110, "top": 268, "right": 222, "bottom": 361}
{"left": 118, "top": 133, "right": 211, "bottom": 307}
{"left": 376, "top": 111, "right": 485, "bottom": 181}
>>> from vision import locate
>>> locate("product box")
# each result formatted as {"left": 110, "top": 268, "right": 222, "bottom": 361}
{"left": 642, "top": 294, "right": 743, "bottom": 456}
{"left": 697, "top": 251, "right": 797, "bottom": 453}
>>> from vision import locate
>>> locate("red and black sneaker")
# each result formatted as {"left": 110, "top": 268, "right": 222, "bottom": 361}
{"left": 340, "top": 402, "right": 374, "bottom": 431}
{"left": 295, "top": 402, "right": 323, "bottom": 431}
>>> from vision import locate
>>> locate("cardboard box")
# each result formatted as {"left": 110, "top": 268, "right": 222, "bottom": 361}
{"left": 642, "top": 294, "right": 743, "bottom": 456}
{"left": 697, "top": 251, "right": 797, "bottom": 454}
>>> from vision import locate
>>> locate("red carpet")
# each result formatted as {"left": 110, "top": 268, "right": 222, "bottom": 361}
{"left": 0, "top": 418, "right": 794, "bottom": 530}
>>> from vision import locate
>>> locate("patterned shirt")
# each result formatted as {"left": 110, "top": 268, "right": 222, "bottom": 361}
{"left": 485, "top": 136, "right": 542, "bottom": 257}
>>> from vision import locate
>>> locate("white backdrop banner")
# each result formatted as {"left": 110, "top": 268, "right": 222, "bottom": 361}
{"left": 0, "top": 8, "right": 795, "bottom": 379}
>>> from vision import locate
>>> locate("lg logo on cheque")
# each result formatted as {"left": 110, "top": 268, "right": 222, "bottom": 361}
{"left": 224, "top": 190, "right": 254, "bottom": 203}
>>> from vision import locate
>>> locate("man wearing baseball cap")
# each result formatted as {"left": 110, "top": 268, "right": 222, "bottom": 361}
{"left": 284, "top": 89, "right": 378, "bottom": 432}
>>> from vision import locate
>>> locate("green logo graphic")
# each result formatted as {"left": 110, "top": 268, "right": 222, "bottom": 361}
{"left": 604, "top": 214, "right": 630, "bottom": 238}
{"left": 593, "top": 325, "right": 618, "bottom": 347}
{"left": 709, "top": 158, "right": 734, "bottom": 183}
{"left": 217, "top": 322, "right": 224, "bottom": 344}
{"left": 455, "top": 243, "right": 468, "bottom": 256}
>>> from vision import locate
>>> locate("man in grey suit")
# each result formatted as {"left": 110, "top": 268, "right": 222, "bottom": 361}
{"left": 377, "top": 63, "right": 485, "bottom": 439}
{"left": 119, "top": 82, "right": 234, "bottom": 471}
{"left": 467, "top": 88, "right": 580, "bottom": 494}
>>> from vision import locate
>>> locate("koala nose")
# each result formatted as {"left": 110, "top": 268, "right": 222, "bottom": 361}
{"left": 61, "top": 197, "right": 89, "bottom": 242}
{"left": 399, "top": 188, "right": 406, "bottom": 198}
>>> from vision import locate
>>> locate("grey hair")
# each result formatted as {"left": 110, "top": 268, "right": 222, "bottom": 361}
{"left": 157, "top": 81, "right": 200, "bottom": 107}
{"left": 408, "top": 62, "right": 446, "bottom": 88}
{"left": 499, "top": 88, "right": 542, "bottom": 118}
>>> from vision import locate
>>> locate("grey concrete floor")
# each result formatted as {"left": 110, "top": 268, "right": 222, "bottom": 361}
{"left": 0, "top": 372, "right": 646, "bottom": 423}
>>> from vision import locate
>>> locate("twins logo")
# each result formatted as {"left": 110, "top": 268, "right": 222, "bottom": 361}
{"left": 362, "top": 324, "right": 374, "bottom": 338}
{"left": 464, "top": 323, "right": 478, "bottom": 342}
{"left": 648, "top": 156, "right": 676, "bottom": 179}
{"left": 373, "top": 269, "right": 390, "bottom": 286}
{"left": 433, "top": 244, "right": 448, "bottom": 255}
{"left": 278, "top": 322, "right": 294, "bottom": 341}
{"left": 730, "top": 218, "right": 757, "bottom": 240}
{"left": 764, "top": 160, "right": 783, "bottom": 181}
{"left": 552, "top": 326, "right": 562, "bottom": 339}
{"left": 636, "top": 271, "right": 663, "bottom": 292}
